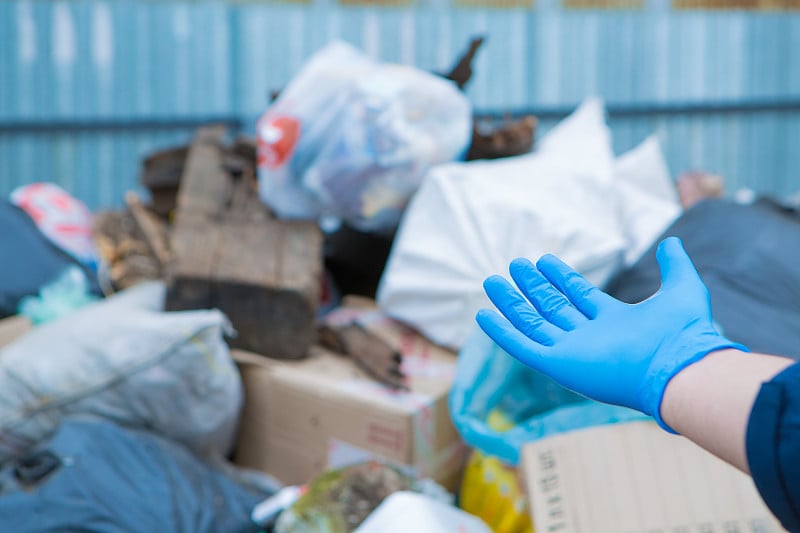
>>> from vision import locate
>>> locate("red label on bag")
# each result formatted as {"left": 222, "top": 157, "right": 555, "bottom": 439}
{"left": 257, "top": 115, "right": 301, "bottom": 169}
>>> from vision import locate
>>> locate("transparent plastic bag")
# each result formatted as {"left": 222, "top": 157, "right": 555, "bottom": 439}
{"left": 257, "top": 41, "right": 472, "bottom": 234}
{"left": 449, "top": 328, "right": 647, "bottom": 465}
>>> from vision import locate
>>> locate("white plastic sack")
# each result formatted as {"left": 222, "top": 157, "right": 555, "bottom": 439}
{"left": 257, "top": 41, "right": 472, "bottom": 233}
{"left": 377, "top": 99, "right": 627, "bottom": 349}
{"left": 613, "top": 135, "right": 681, "bottom": 266}
{"left": 0, "top": 282, "right": 242, "bottom": 463}
{"left": 354, "top": 492, "right": 491, "bottom": 533}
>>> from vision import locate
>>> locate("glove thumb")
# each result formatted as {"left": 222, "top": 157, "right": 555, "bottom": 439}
{"left": 656, "top": 237, "right": 705, "bottom": 293}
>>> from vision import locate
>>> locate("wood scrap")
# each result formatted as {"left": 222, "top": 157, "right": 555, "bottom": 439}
{"left": 93, "top": 210, "right": 161, "bottom": 292}
{"left": 319, "top": 322, "right": 406, "bottom": 390}
{"left": 139, "top": 145, "right": 188, "bottom": 217}
{"left": 173, "top": 125, "right": 232, "bottom": 218}
{"left": 125, "top": 191, "right": 171, "bottom": 267}
{"left": 443, "top": 36, "right": 486, "bottom": 90}
{"left": 140, "top": 145, "right": 188, "bottom": 189}
{"left": 466, "top": 115, "right": 537, "bottom": 161}
{"left": 166, "top": 127, "right": 322, "bottom": 360}
{"left": 138, "top": 134, "right": 259, "bottom": 218}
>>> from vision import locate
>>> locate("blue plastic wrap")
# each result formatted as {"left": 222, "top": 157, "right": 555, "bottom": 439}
{"left": 449, "top": 328, "right": 647, "bottom": 465}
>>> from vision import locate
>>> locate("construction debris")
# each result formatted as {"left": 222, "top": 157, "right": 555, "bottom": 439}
{"left": 125, "top": 192, "right": 171, "bottom": 268}
{"left": 466, "top": 115, "right": 537, "bottom": 161}
{"left": 139, "top": 145, "right": 187, "bottom": 217}
{"left": 166, "top": 127, "right": 322, "bottom": 360}
{"left": 93, "top": 210, "right": 161, "bottom": 292}
{"left": 318, "top": 321, "right": 405, "bottom": 390}
{"left": 443, "top": 36, "right": 485, "bottom": 90}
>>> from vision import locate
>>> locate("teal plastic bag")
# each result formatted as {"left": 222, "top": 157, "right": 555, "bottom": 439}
{"left": 18, "top": 267, "right": 99, "bottom": 325}
{"left": 449, "top": 328, "right": 647, "bottom": 465}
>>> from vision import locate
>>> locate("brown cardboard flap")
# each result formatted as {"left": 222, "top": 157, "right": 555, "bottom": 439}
{"left": 522, "top": 421, "right": 786, "bottom": 533}
{"left": 232, "top": 302, "right": 464, "bottom": 488}
{"left": 0, "top": 316, "right": 33, "bottom": 350}
{"left": 234, "top": 345, "right": 452, "bottom": 415}
{"left": 232, "top": 337, "right": 464, "bottom": 488}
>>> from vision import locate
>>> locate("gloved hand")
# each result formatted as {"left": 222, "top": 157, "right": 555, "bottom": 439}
{"left": 476, "top": 237, "right": 747, "bottom": 432}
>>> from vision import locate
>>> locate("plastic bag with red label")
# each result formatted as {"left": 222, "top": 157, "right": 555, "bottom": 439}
{"left": 257, "top": 41, "right": 472, "bottom": 234}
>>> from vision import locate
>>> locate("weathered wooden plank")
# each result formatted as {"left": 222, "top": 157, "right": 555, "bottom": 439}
{"left": 216, "top": 283, "right": 317, "bottom": 359}
{"left": 125, "top": 191, "right": 171, "bottom": 267}
{"left": 215, "top": 220, "right": 282, "bottom": 287}
{"left": 167, "top": 127, "right": 322, "bottom": 360}
{"left": 169, "top": 217, "right": 221, "bottom": 281}
{"left": 174, "top": 126, "right": 232, "bottom": 220}
{"left": 319, "top": 322, "right": 405, "bottom": 390}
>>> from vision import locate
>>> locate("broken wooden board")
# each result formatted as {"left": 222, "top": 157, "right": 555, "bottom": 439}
{"left": 125, "top": 191, "right": 171, "bottom": 267}
{"left": 319, "top": 322, "right": 405, "bottom": 390}
{"left": 174, "top": 125, "right": 233, "bottom": 219}
{"left": 167, "top": 127, "right": 322, "bottom": 360}
{"left": 168, "top": 217, "right": 321, "bottom": 359}
{"left": 93, "top": 210, "right": 161, "bottom": 292}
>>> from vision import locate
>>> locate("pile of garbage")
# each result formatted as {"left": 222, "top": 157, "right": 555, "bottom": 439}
{"left": 2, "top": 38, "right": 800, "bottom": 533}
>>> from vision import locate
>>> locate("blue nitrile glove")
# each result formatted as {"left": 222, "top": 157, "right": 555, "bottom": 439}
{"left": 476, "top": 237, "right": 748, "bottom": 432}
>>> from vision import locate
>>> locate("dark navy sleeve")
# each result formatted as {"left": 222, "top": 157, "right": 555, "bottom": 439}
{"left": 746, "top": 360, "right": 800, "bottom": 532}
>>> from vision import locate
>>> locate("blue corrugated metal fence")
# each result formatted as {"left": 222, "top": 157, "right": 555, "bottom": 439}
{"left": 1, "top": 1, "right": 799, "bottom": 208}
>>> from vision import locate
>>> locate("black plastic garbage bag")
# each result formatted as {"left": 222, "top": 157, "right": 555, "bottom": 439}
{"left": 0, "top": 200, "right": 99, "bottom": 318}
{"left": 605, "top": 198, "right": 800, "bottom": 358}
{"left": 0, "top": 419, "right": 266, "bottom": 533}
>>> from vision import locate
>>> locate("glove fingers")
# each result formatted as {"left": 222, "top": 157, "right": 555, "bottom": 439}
{"left": 509, "top": 258, "right": 586, "bottom": 331}
{"left": 476, "top": 309, "right": 549, "bottom": 372}
{"left": 483, "top": 275, "right": 561, "bottom": 346}
{"left": 536, "top": 255, "right": 612, "bottom": 319}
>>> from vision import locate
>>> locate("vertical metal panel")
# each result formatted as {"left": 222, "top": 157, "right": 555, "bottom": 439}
{"left": 0, "top": 1, "right": 799, "bottom": 209}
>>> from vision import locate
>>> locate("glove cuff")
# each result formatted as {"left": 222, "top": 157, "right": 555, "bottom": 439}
{"left": 641, "top": 335, "right": 750, "bottom": 434}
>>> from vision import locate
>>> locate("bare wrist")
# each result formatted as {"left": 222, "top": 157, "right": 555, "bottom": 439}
{"left": 660, "top": 348, "right": 793, "bottom": 473}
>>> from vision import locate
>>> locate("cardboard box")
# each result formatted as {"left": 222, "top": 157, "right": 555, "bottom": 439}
{"left": 0, "top": 316, "right": 32, "bottom": 349}
{"left": 522, "top": 421, "right": 786, "bottom": 533}
{"left": 232, "top": 307, "right": 466, "bottom": 491}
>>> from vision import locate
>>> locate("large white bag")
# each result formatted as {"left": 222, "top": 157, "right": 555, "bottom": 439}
{"left": 377, "top": 99, "right": 627, "bottom": 349}
{"left": 0, "top": 282, "right": 242, "bottom": 463}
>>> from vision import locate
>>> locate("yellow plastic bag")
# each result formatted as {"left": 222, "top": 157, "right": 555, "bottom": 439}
{"left": 459, "top": 412, "right": 533, "bottom": 533}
